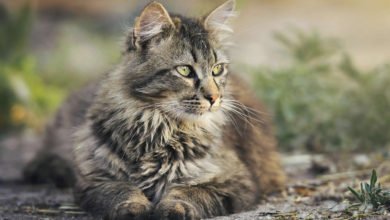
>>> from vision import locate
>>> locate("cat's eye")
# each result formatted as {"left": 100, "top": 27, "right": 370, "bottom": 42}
{"left": 212, "top": 64, "right": 224, "bottom": 76}
{"left": 176, "top": 65, "right": 191, "bottom": 77}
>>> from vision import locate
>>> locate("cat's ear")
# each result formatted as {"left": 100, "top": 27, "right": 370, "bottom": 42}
{"left": 129, "top": 2, "right": 174, "bottom": 49}
{"left": 204, "top": 0, "right": 236, "bottom": 42}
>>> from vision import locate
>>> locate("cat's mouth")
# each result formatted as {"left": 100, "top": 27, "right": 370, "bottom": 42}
{"left": 180, "top": 100, "right": 221, "bottom": 116}
{"left": 182, "top": 107, "right": 209, "bottom": 115}
{"left": 160, "top": 99, "right": 222, "bottom": 120}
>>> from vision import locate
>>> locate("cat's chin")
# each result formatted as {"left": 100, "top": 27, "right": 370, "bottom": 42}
{"left": 176, "top": 111, "right": 209, "bottom": 122}
{"left": 171, "top": 109, "right": 226, "bottom": 127}
{"left": 182, "top": 105, "right": 221, "bottom": 116}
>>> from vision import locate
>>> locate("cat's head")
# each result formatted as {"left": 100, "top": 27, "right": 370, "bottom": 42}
{"left": 120, "top": 0, "right": 236, "bottom": 121}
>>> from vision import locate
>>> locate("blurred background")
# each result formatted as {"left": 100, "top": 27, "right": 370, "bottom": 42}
{"left": 1, "top": 1, "right": 390, "bottom": 218}
{"left": 0, "top": 0, "right": 389, "bottom": 157}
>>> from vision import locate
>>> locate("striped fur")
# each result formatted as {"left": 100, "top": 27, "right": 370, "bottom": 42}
{"left": 24, "top": 1, "right": 285, "bottom": 219}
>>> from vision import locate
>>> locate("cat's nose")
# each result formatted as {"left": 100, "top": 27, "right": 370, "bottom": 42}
{"left": 204, "top": 93, "right": 219, "bottom": 105}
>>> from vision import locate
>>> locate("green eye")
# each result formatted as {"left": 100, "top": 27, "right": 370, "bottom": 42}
{"left": 176, "top": 65, "right": 191, "bottom": 77}
{"left": 212, "top": 64, "right": 224, "bottom": 76}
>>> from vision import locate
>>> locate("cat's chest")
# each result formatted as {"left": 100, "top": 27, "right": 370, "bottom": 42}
{"left": 130, "top": 129, "right": 221, "bottom": 201}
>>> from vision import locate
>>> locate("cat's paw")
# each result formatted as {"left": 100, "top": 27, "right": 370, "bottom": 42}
{"left": 110, "top": 200, "right": 152, "bottom": 220}
{"left": 153, "top": 199, "right": 200, "bottom": 220}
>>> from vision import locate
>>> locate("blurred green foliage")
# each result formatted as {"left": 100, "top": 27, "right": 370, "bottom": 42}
{"left": 0, "top": 4, "right": 65, "bottom": 136}
{"left": 252, "top": 29, "right": 390, "bottom": 152}
{"left": 0, "top": 4, "right": 31, "bottom": 62}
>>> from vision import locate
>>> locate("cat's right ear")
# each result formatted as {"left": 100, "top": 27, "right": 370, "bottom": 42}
{"left": 126, "top": 2, "right": 175, "bottom": 51}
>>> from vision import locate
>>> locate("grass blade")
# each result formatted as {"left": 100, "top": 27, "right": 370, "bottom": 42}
{"left": 348, "top": 186, "right": 364, "bottom": 202}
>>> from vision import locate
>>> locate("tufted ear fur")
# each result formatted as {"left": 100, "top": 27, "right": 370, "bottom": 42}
{"left": 127, "top": 1, "right": 175, "bottom": 51}
{"left": 204, "top": 0, "right": 236, "bottom": 43}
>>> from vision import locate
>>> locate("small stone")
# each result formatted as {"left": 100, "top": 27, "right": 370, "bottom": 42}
{"left": 353, "top": 154, "right": 371, "bottom": 168}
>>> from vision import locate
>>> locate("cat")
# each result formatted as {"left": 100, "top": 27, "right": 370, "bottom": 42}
{"left": 23, "top": 1, "right": 285, "bottom": 219}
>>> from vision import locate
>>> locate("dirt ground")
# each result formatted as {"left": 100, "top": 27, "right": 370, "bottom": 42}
{"left": 0, "top": 134, "right": 389, "bottom": 220}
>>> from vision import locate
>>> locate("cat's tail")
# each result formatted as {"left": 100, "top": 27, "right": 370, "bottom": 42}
{"left": 22, "top": 114, "right": 77, "bottom": 188}
{"left": 23, "top": 83, "right": 97, "bottom": 188}
{"left": 23, "top": 151, "right": 76, "bottom": 188}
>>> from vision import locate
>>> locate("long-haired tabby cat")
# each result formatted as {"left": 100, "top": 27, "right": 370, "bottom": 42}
{"left": 24, "top": 0, "right": 285, "bottom": 219}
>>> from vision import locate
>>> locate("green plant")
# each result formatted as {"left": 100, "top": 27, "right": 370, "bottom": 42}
{"left": 0, "top": 4, "right": 65, "bottom": 135}
{"left": 251, "top": 29, "right": 390, "bottom": 151}
{"left": 0, "top": 4, "right": 32, "bottom": 63}
{"left": 348, "top": 170, "right": 390, "bottom": 211}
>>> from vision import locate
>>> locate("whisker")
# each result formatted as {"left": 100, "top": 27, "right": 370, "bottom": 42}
{"left": 223, "top": 98, "right": 270, "bottom": 116}
{"left": 221, "top": 108, "right": 243, "bottom": 136}
{"left": 221, "top": 100, "right": 266, "bottom": 127}
{"left": 221, "top": 104, "right": 256, "bottom": 128}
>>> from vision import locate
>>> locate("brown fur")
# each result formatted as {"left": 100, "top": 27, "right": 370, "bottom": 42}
{"left": 24, "top": 1, "right": 285, "bottom": 219}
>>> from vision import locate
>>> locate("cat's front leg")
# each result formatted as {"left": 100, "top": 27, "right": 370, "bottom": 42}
{"left": 74, "top": 181, "right": 152, "bottom": 220}
{"left": 153, "top": 175, "right": 256, "bottom": 220}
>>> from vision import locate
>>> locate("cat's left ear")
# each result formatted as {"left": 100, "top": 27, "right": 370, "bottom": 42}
{"left": 203, "top": 0, "right": 236, "bottom": 42}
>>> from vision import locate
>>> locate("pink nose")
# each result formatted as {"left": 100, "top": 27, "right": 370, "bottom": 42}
{"left": 204, "top": 94, "right": 218, "bottom": 105}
